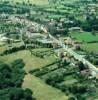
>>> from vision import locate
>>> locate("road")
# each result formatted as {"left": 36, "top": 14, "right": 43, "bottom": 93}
{"left": 9, "top": 15, "right": 98, "bottom": 77}
{"left": 49, "top": 34, "right": 98, "bottom": 77}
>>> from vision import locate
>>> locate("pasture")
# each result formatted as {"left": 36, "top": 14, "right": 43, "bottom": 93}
{"left": 81, "top": 43, "right": 98, "bottom": 53}
{"left": 0, "top": 48, "right": 68, "bottom": 100}
{"left": 2, "top": 0, "right": 49, "bottom": 5}
{"left": 70, "top": 32, "right": 98, "bottom": 43}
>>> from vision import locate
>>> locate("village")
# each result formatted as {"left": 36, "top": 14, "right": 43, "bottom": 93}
{"left": 0, "top": 0, "right": 98, "bottom": 100}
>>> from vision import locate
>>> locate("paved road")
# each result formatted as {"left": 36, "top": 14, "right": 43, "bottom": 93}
{"left": 10, "top": 15, "right": 98, "bottom": 77}
{"left": 49, "top": 34, "right": 98, "bottom": 76}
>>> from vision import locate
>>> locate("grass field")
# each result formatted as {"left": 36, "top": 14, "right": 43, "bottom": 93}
{"left": 81, "top": 43, "right": 98, "bottom": 53}
{"left": 1, "top": 0, "right": 79, "bottom": 5}
{"left": 0, "top": 49, "right": 68, "bottom": 100}
{"left": 0, "top": 42, "right": 24, "bottom": 54}
{"left": 0, "top": 49, "right": 57, "bottom": 72}
{"left": 1, "top": 0, "right": 49, "bottom": 5}
{"left": 70, "top": 32, "right": 98, "bottom": 42}
{"left": 23, "top": 74, "right": 68, "bottom": 100}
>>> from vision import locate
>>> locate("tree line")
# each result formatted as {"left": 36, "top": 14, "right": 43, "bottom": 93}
{"left": 0, "top": 59, "right": 36, "bottom": 100}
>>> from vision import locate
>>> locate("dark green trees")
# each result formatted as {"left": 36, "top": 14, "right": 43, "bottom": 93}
{"left": 0, "top": 59, "right": 36, "bottom": 100}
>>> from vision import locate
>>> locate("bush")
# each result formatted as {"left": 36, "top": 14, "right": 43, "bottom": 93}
{"left": 29, "top": 68, "right": 40, "bottom": 74}
{"left": 2, "top": 45, "right": 25, "bottom": 55}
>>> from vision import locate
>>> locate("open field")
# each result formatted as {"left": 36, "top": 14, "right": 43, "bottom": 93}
{"left": 0, "top": 0, "right": 98, "bottom": 99}
{"left": 70, "top": 32, "right": 98, "bottom": 42}
{"left": 1, "top": 0, "right": 79, "bottom": 5}
{"left": 81, "top": 43, "right": 98, "bottom": 53}
{"left": 0, "top": 42, "right": 24, "bottom": 54}
{"left": 1, "top": 0, "right": 49, "bottom": 5}
{"left": 61, "top": 0, "right": 79, "bottom": 3}
{"left": 23, "top": 74, "right": 68, "bottom": 100}
{"left": 0, "top": 49, "right": 57, "bottom": 72}
{"left": 0, "top": 48, "right": 68, "bottom": 100}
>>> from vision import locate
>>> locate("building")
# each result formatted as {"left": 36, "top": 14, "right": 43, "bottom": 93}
{"left": 36, "top": 38, "right": 55, "bottom": 48}
{"left": 69, "top": 27, "right": 82, "bottom": 32}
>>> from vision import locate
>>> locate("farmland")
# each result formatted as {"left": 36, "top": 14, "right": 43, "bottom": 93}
{"left": 81, "top": 43, "right": 98, "bottom": 53}
{"left": 1, "top": 0, "right": 49, "bottom": 5}
{"left": 70, "top": 32, "right": 98, "bottom": 43}
{"left": 23, "top": 74, "right": 68, "bottom": 100}
{"left": 0, "top": 48, "right": 57, "bottom": 72}
{"left": 0, "top": 0, "right": 98, "bottom": 100}
{"left": 1, "top": 0, "right": 80, "bottom": 5}
{"left": 0, "top": 48, "right": 68, "bottom": 100}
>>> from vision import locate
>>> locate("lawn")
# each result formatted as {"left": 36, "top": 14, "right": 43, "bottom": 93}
{"left": 81, "top": 43, "right": 98, "bottom": 53}
{"left": 70, "top": 32, "right": 98, "bottom": 42}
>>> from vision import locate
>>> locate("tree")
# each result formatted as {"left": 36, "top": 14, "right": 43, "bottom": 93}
{"left": 0, "top": 60, "right": 35, "bottom": 100}
{"left": 10, "top": 88, "right": 24, "bottom": 100}
{"left": 68, "top": 96, "right": 76, "bottom": 100}
{"left": 81, "top": 21, "right": 92, "bottom": 32}
{"left": 24, "top": 89, "right": 35, "bottom": 100}
{"left": 92, "top": 0, "right": 98, "bottom": 3}
{"left": 78, "top": 61, "right": 85, "bottom": 71}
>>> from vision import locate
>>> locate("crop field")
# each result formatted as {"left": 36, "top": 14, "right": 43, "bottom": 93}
{"left": 70, "top": 32, "right": 98, "bottom": 42}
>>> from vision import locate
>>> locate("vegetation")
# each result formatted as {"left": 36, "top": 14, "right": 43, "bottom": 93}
{"left": 70, "top": 32, "right": 98, "bottom": 43}
{"left": 0, "top": 0, "right": 98, "bottom": 100}
{"left": 81, "top": 43, "right": 98, "bottom": 53}
{"left": 5, "top": 0, "right": 49, "bottom": 5}
{"left": 0, "top": 59, "right": 36, "bottom": 100}
{"left": 0, "top": 49, "right": 68, "bottom": 100}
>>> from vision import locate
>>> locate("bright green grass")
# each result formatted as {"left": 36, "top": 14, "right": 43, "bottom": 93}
{"left": 62, "top": 0, "right": 79, "bottom": 3}
{"left": 70, "top": 32, "right": 98, "bottom": 42}
{"left": 81, "top": 43, "right": 98, "bottom": 53}
{"left": 2, "top": 0, "right": 49, "bottom": 5}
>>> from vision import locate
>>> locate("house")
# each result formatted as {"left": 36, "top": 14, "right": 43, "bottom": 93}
{"left": 80, "top": 69, "right": 90, "bottom": 77}
{"left": 73, "top": 44, "right": 81, "bottom": 50}
{"left": 69, "top": 27, "right": 81, "bottom": 32}
{"left": 64, "top": 37, "right": 73, "bottom": 45}
{"left": 36, "top": 38, "right": 54, "bottom": 48}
